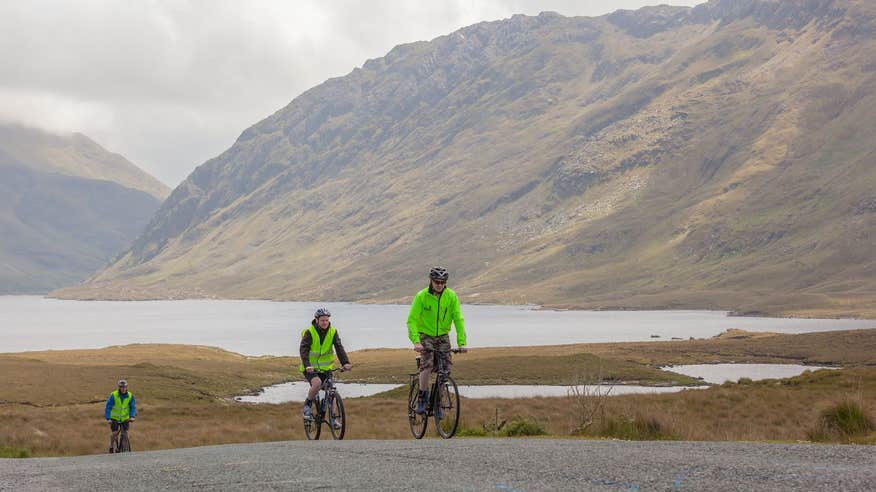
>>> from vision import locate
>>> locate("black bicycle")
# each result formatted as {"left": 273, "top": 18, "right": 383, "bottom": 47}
{"left": 408, "top": 348, "right": 461, "bottom": 439}
{"left": 110, "top": 421, "right": 132, "bottom": 453}
{"left": 303, "top": 369, "right": 346, "bottom": 440}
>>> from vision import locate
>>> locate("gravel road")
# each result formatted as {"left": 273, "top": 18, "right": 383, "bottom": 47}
{"left": 1, "top": 439, "right": 874, "bottom": 491}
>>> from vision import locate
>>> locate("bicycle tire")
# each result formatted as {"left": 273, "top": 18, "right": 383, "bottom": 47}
{"left": 328, "top": 393, "right": 346, "bottom": 440}
{"left": 407, "top": 380, "right": 428, "bottom": 439}
{"left": 304, "top": 397, "right": 322, "bottom": 440}
{"left": 119, "top": 432, "right": 132, "bottom": 453}
{"left": 435, "top": 376, "right": 460, "bottom": 439}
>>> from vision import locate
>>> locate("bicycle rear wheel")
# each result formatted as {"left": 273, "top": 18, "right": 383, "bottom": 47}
{"left": 328, "top": 393, "right": 346, "bottom": 440}
{"left": 407, "top": 380, "right": 428, "bottom": 439}
{"left": 435, "top": 376, "right": 460, "bottom": 439}
{"left": 304, "top": 397, "right": 322, "bottom": 440}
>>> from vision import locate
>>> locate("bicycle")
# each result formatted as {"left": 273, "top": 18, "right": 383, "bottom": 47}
{"left": 303, "top": 368, "right": 346, "bottom": 440}
{"left": 408, "top": 348, "right": 462, "bottom": 439}
{"left": 109, "top": 420, "right": 132, "bottom": 453}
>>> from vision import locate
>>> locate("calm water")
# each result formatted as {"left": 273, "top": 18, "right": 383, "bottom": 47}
{"left": 234, "top": 381, "right": 705, "bottom": 403}
{"left": 1, "top": 296, "right": 873, "bottom": 355}
{"left": 237, "top": 364, "right": 835, "bottom": 403}
{"left": 235, "top": 382, "right": 403, "bottom": 403}
{"left": 664, "top": 364, "right": 836, "bottom": 384}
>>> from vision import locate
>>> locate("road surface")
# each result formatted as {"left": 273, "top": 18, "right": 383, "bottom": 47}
{"left": 1, "top": 439, "right": 874, "bottom": 491}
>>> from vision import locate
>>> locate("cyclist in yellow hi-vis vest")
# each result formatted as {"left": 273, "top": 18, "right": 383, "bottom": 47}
{"left": 104, "top": 379, "right": 136, "bottom": 453}
{"left": 299, "top": 307, "right": 352, "bottom": 420}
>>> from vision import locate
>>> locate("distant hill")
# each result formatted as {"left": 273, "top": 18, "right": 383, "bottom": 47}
{"left": 60, "top": 0, "right": 876, "bottom": 317}
{"left": 0, "top": 124, "right": 169, "bottom": 293}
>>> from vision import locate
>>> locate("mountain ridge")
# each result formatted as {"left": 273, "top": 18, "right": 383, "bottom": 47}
{"left": 58, "top": 0, "right": 876, "bottom": 318}
{"left": 0, "top": 123, "right": 170, "bottom": 200}
{"left": 1, "top": 124, "right": 168, "bottom": 293}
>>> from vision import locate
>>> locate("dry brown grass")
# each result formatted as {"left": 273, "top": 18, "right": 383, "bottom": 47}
{"left": 2, "top": 334, "right": 875, "bottom": 456}
{"left": 0, "top": 345, "right": 293, "bottom": 407}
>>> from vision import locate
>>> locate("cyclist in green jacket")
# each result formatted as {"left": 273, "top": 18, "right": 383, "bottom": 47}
{"left": 299, "top": 307, "right": 351, "bottom": 421}
{"left": 407, "top": 267, "right": 467, "bottom": 414}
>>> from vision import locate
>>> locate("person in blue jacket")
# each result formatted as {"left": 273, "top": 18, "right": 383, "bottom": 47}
{"left": 104, "top": 379, "right": 136, "bottom": 453}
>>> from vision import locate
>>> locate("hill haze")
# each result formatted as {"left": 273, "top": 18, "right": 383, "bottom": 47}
{"left": 0, "top": 124, "right": 170, "bottom": 293}
{"left": 60, "top": 0, "right": 876, "bottom": 317}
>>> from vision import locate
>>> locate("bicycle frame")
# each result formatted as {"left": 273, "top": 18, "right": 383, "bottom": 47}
{"left": 427, "top": 350, "right": 453, "bottom": 411}
{"left": 110, "top": 421, "right": 131, "bottom": 453}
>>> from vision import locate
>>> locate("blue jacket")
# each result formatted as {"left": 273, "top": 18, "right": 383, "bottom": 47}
{"left": 104, "top": 392, "right": 137, "bottom": 420}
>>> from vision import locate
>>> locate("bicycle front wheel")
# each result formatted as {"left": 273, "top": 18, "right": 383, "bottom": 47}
{"left": 329, "top": 393, "right": 346, "bottom": 440}
{"left": 408, "top": 380, "right": 428, "bottom": 439}
{"left": 435, "top": 376, "right": 460, "bottom": 439}
{"left": 119, "top": 432, "right": 132, "bottom": 452}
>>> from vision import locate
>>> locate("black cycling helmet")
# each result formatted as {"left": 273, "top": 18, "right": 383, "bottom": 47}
{"left": 429, "top": 267, "right": 449, "bottom": 281}
{"left": 314, "top": 307, "right": 331, "bottom": 318}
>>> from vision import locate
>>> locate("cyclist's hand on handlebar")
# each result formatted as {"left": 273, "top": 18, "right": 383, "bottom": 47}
{"left": 305, "top": 366, "right": 314, "bottom": 373}
{"left": 414, "top": 343, "right": 423, "bottom": 353}
{"left": 457, "top": 347, "right": 468, "bottom": 354}
{"left": 342, "top": 363, "right": 352, "bottom": 371}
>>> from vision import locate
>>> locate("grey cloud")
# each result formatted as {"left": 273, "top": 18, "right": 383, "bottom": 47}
{"left": 0, "top": 1, "right": 704, "bottom": 186}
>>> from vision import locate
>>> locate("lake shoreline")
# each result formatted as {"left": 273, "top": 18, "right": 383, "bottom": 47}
{"left": 44, "top": 290, "right": 876, "bottom": 320}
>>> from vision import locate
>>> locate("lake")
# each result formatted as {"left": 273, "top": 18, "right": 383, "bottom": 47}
{"left": 234, "top": 381, "right": 705, "bottom": 404}
{"left": 664, "top": 364, "right": 836, "bottom": 384}
{"left": 1, "top": 296, "right": 872, "bottom": 355}
{"left": 236, "top": 363, "right": 834, "bottom": 403}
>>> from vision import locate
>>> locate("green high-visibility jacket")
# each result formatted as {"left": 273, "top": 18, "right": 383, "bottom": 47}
{"left": 299, "top": 325, "right": 336, "bottom": 373}
{"left": 109, "top": 390, "right": 134, "bottom": 422}
{"left": 407, "top": 287, "right": 466, "bottom": 347}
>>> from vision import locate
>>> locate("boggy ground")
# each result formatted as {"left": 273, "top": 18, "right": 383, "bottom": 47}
{"left": 1, "top": 329, "right": 874, "bottom": 456}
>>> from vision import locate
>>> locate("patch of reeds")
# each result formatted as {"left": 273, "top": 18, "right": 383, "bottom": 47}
{"left": 808, "top": 400, "right": 875, "bottom": 443}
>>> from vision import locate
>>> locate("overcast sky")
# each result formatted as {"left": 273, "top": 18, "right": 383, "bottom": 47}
{"left": 0, "top": 1, "right": 705, "bottom": 187}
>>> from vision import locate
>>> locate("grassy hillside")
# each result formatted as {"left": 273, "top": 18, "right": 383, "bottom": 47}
{"left": 61, "top": 0, "right": 876, "bottom": 317}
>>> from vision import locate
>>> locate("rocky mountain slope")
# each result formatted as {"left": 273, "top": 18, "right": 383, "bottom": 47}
{"left": 61, "top": 0, "right": 876, "bottom": 317}
{"left": 0, "top": 124, "right": 169, "bottom": 293}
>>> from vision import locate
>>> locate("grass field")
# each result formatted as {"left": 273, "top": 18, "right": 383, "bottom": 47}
{"left": 1, "top": 330, "right": 874, "bottom": 456}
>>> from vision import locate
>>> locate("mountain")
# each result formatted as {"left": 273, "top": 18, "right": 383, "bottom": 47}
{"left": 60, "top": 0, "right": 876, "bottom": 317}
{"left": 0, "top": 124, "right": 170, "bottom": 293}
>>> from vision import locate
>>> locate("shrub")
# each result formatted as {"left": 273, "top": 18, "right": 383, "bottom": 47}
{"left": 809, "top": 400, "right": 874, "bottom": 443}
{"left": 598, "top": 415, "right": 677, "bottom": 441}
{"left": 456, "top": 426, "right": 489, "bottom": 437}
{"left": 502, "top": 418, "right": 547, "bottom": 437}
{"left": 0, "top": 446, "right": 31, "bottom": 458}
{"left": 737, "top": 377, "right": 753, "bottom": 385}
